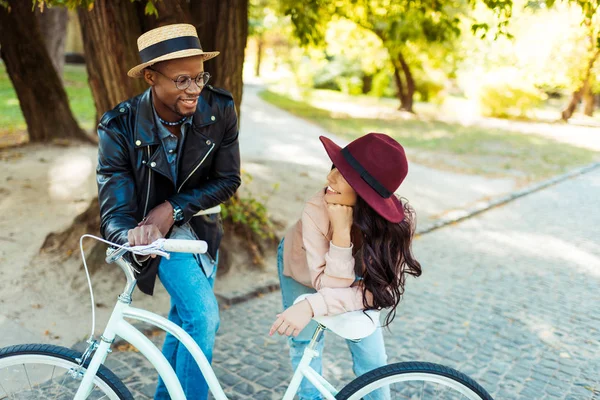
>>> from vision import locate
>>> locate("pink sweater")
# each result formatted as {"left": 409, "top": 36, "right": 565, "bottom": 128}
{"left": 283, "top": 190, "right": 372, "bottom": 317}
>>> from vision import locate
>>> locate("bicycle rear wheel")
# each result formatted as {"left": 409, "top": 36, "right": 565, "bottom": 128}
{"left": 336, "top": 362, "right": 493, "bottom": 400}
{"left": 0, "top": 343, "right": 133, "bottom": 399}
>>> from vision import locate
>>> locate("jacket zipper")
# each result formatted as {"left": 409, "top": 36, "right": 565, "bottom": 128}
{"left": 143, "top": 146, "right": 152, "bottom": 216}
{"left": 177, "top": 142, "right": 216, "bottom": 193}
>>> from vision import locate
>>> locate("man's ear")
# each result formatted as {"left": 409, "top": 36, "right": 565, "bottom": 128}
{"left": 143, "top": 68, "right": 156, "bottom": 86}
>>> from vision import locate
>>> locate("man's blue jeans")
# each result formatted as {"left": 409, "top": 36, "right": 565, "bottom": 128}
{"left": 154, "top": 252, "right": 219, "bottom": 400}
{"left": 277, "top": 240, "right": 390, "bottom": 400}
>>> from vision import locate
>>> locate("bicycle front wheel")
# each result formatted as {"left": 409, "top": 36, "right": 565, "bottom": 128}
{"left": 336, "top": 362, "right": 493, "bottom": 400}
{"left": 0, "top": 343, "right": 133, "bottom": 399}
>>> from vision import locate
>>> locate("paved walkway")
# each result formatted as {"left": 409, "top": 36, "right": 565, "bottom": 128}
{"left": 238, "top": 84, "right": 517, "bottom": 230}
{"left": 101, "top": 164, "right": 600, "bottom": 399}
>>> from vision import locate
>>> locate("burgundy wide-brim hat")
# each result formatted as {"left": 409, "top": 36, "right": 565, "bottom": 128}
{"left": 320, "top": 133, "right": 409, "bottom": 223}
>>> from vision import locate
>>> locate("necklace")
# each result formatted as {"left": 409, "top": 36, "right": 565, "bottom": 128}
{"left": 157, "top": 115, "right": 188, "bottom": 126}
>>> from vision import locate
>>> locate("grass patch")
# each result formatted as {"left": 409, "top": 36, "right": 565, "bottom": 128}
{"left": 0, "top": 62, "right": 96, "bottom": 143}
{"left": 259, "top": 89, "right": 599, "bottom": 181}
{"left": 62, "top": 65, "right": 96, "bottom": 130}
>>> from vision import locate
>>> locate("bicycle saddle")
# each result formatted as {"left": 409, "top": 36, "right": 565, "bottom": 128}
{"left": 294, "top": 294, "right": 380, "bottom": 340}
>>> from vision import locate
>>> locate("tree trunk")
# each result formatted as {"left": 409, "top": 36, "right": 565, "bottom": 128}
{"left": 562, "top": 49, "right": 600, "bottom": 121}
{"left": 397, "top": 52, "right": 415, "bottom": 113}
{"left": 392, "top": 64, "right": 406, "bottom": 108}
{"left": 362, "top": 74, "right": 373, "bottom": 94}
{"left": 392, "top": 64, "right": 414, "bottom": 112}
{"left": 562, "top": 88, "right": 583, "bottom": 121}
{"left": 36, "top": 6, "right": 68, "bottom": 78}
{"left": 255, "top": 34, "right": 264, "bottom": 77}
{"left": 192, "top": 0, "right": 248, "bottom": 114}
{"left": 583, "top": 85, "right": 595, "bottom": 117}
{"left": 77, "top": 0, "right": 148, "bottom": 122}
{"left": 0, "top": 0, "right": 91, "bottom": 143}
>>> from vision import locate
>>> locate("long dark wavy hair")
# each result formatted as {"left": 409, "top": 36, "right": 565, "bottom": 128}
{"left": 352, "top": 195, "right": 422, "bottom": 326}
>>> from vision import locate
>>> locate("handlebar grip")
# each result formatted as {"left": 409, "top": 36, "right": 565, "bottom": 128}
{"left": 193, "top": 205, "right": 222, "bottom": 216}
{"left": 161, "top": 239, "right": 208, "bottom": 254}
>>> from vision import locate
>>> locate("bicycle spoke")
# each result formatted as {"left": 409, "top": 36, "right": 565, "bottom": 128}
{"left": 23, "top": 364, "right": 33, "bottom": 391}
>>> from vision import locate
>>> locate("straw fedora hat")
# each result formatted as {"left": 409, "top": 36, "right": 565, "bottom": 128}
{"left": 127, "top": 24, "right": 219, "bottom": 78}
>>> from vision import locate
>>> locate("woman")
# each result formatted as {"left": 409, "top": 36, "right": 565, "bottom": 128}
{"left": 269, "top": 133, "right": 422, "bottom": 400}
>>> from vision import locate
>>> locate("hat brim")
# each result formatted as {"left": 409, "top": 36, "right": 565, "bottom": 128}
{"left": 320, "top": 136, "right": 405, "bottom": 223}
{"left": 127, "top": 49, "right": 220, "bottom": 78}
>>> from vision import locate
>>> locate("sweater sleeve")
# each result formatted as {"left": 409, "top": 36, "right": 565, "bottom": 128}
{"left": 302, "top": 210, "right": 356, "bottom": 291}
{"left": 305, "top": 285, "right": 373, "bottom": 317}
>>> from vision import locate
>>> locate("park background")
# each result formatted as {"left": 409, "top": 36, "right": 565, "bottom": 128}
{"left": 0, "top": 0, "right": 599, "bottom": 398}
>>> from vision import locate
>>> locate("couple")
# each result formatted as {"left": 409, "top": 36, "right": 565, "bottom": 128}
{"left": 97, "top": 24, "right": 422, "bottom": 400}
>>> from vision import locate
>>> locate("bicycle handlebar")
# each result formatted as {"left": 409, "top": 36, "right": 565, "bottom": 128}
{"left": 157, "top": 238, "right": 208, "bottom": 254}
{"left": 104, "top": 206, "right": 221, "bottom": 263}
{"left": 106, "top": 238, "right": 209, "bottom": 264}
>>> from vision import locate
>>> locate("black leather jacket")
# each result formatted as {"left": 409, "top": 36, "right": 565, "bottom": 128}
{"left": 96, "top": 86, "right": 241, "bottom": 295}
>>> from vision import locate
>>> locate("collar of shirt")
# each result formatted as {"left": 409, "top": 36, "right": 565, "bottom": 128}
{"left": 151, "top": 102, "right": 193, "bottom": 140}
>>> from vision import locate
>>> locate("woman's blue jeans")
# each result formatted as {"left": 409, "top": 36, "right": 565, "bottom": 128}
{"left": 277, "top": 239, "right": 390, "bottom": 400}
{"left": 154, "top": 252, "right": 219, "bottom": 400}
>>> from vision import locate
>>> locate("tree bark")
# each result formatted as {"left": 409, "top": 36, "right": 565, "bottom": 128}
{"left": 77, "top": 0, "right": 148, "bottom": 122}
{"left": 255, "top": 34, "right": 264, "bottom": 77}
{"left": 192, "top": 0, "right": 248, "bottom": 114}
{"left": 583, "top": 84, "right": 595, "bottom": 117}
{"left": 0, "top": 0, "right": 91, "bottom": 143}
{"left": 362, "top": 74, "right": 373, "bottom": 94}
{"left": 36, "top": 6, "right": 68, "bottom": 78}
{"left": 392, "top": 55, "right": 415, "bottom": 112}
{"left": 562, "top": 49, "right": 600, "bottom": 121}
{"left": 392, "top": 64, "right": 406, "bottom": 108}
{"left": 397, "top": 52, "right": 415, "bottom": 112}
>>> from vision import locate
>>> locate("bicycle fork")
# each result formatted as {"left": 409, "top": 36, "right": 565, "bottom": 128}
{"left": 72, "top": 304, "right": 123, "bottom": 399}
{"left": 282, "top": 324, "right": 339, "bottom": 400}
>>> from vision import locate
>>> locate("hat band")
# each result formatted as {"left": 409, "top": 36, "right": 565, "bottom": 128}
{"left": 341, "top": 147, "right": 392, "bottom": 198}
{"left": 139, "top": 36, "right": 202, "bottom": 63}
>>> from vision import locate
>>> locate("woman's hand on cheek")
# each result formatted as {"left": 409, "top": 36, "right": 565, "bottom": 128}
{"left": 269, "top": 300, "right": 314, "bottom": 337}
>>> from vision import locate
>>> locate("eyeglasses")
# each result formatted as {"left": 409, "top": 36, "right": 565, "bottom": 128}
{"left": 148, "top": 68, "right": 211, "bottom": 90}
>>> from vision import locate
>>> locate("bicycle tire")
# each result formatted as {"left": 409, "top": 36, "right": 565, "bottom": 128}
{"left": 335, "top": 361, "right": 494, "bottom": 400}
{"left": 0, "top": 343, "right": 133, "bottom": 399}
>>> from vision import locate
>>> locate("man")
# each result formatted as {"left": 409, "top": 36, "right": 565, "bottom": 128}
{"left": 96, "top": 24, "right": 241, "bottom": 399}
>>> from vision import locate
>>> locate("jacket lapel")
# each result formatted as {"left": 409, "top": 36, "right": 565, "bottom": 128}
{"left": 178, "top": 90, "right": 219, "bottom": 188}
{"left": 134, "top": 89, "right": 174, "bottom": 185}
{"left": 134, "top": 89, "right": 161, "bottom": 147}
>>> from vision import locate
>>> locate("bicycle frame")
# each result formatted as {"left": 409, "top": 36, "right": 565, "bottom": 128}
{"left": 281, "top": 324, "right": 339, "bottom": 400}
{"left": 73, "top": 298, "right": 228, "bottom": 400}
{"left": 72, "top": 249, "right": 341, "bottom": 400}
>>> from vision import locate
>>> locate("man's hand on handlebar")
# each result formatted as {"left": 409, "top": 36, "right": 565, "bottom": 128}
{"left": 127, "top": 225, "right": 163, "bottom": 257}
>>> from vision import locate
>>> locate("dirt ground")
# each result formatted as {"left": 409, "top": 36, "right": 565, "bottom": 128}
{"left": 0, "top": 143, "right": 327, "bottom": 347}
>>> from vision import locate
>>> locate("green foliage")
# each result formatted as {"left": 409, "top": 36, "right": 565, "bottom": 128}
{"left": 479, "top": 83, "right": 547, "bottom": 118}
{"left": 335, "top": 76, "right": 363, "bottom": 95}
{"left": 475, "top": 69, "right": 548, "bottom": 118}
{"left": 370, "top": 68, "right": 396, "bottom": 98}
{"left": 249, "top": 0, "right": 279, "bottom": 36}
{"left": 415, "top": 79, "right": 446, "bottom": 103}
{"left": 144, "top": 0, "right": 157, "bottom": 17}
{"left": 221, "top": 172, "right": 278, "bottom": 241}
{"left": 276, "top": 0, "right": 472, "bottom": 109}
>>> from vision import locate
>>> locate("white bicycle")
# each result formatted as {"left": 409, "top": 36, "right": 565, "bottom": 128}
{"left": 0, "top": 215, "right": 494, "bottom": 399}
